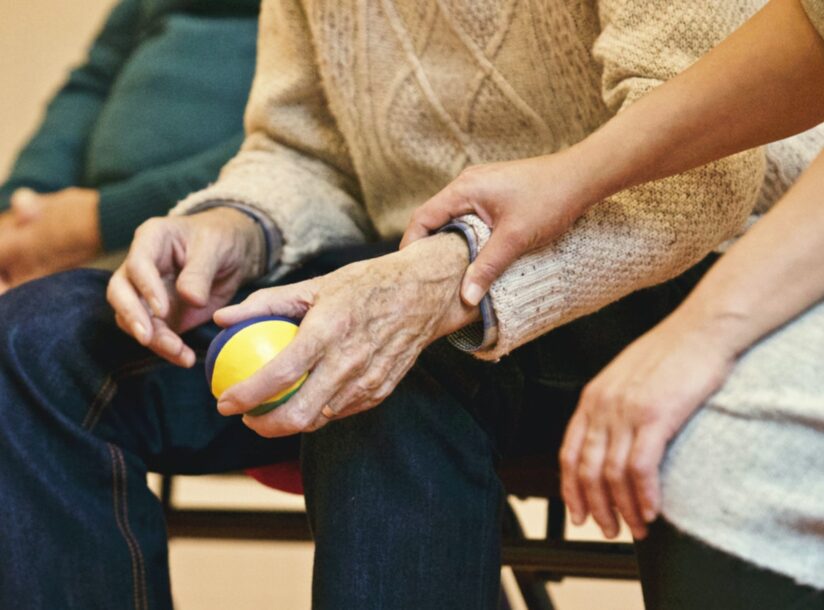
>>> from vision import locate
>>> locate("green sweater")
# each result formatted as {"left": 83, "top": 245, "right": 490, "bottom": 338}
{"left": 0, "top": 0, "right": 260, "bottom": 251}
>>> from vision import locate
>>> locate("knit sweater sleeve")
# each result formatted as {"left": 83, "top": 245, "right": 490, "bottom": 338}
{"left": 171, "top": 0, "right": 373, "bottom": 279}
{"left": 0, "top": 0, "right": 141, "bottom": 210}
{"left": 97, "top": 132, "right": 245, "bottom": 251}
{"left": 458, "top": 0, "right": 768, "bottom": 361}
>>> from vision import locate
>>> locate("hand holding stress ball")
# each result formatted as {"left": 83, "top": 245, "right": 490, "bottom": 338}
{"left": 205, "top": 316, "right": 308, "bottom": 415}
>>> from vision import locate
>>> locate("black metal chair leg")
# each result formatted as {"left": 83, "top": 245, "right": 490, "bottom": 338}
{"left": 159, "top": 474, "right": 174, "bottom": 512}
{"left": 503, "top": 500, "right": 557, "bottom": 610}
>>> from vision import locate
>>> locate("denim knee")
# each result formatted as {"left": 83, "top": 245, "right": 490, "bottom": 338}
{"left": 0, "top": 269, "right": 132, "bottom": 425}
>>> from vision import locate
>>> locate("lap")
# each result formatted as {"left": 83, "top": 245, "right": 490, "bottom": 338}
{"left": 658, "top": 300, "right": 824, "bottom": 591}
{"left": 637, "top": 519, "right": 824, "bottom": 610}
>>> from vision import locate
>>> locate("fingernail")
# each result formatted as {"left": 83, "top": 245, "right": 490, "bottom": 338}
{"left": 217, "top": 398, "right": 235, "bottom": 414}
{"left": 132, "top": 322, "right": 147, "bottom": 343}
{"left": 462, "top": 281, "right": 484, "bottom": 307}
{"left": 570, "top": 512, "right": 584, "bottom": 526}
{"left": 181, "top": 351, "right": 196, "bottom": 368}
{"left": 643, "top": 508, "right": 657, "bottom": 523}
{"left": 150, "top": 297, "right": 163, "bottom": 316}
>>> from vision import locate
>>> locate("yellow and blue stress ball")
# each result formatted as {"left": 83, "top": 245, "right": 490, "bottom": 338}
{"left": 205, "top": 316, "right": 308, "bottom": 416}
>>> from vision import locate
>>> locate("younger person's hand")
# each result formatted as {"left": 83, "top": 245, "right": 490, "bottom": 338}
{"left": 401, "top": 150, "right": 599, "bottom": 306}
{"left": 559, "top": 311, "right": 739, "bottom": 540}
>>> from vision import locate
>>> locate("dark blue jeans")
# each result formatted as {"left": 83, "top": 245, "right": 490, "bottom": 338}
{"left": 0, "top": 248, "right": 714, "bottom": 610}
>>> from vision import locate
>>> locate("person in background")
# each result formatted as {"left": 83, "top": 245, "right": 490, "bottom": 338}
{"left": 404, "top": 0, "right": 824, "bottom": 606}
{"left": 0, "top": 0, "right": 260, "bottom": 291}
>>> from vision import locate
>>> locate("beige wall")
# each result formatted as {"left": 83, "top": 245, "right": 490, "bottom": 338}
{"left": 0, "top": 0, "right": 115, "bottom": 175}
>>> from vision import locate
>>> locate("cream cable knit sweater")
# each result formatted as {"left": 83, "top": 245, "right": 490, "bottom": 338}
{"left": 173, "top": 0, "right": 823, "bottom": 360}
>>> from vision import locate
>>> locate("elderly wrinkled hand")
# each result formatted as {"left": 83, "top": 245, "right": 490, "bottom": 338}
{"left": 559, "top": 314, "right": 738, "bottom": 540}
{"left": 400, "top": 151, "right": 597, "bottom": 307}
{"left": 106, "top": 207, "right": 265, "bottom": 367}
{"left": 0, "top": 187, "right": 101, "bottom": 291}
{"left": 213, "top": 232, "right": 478, "bottom": 438}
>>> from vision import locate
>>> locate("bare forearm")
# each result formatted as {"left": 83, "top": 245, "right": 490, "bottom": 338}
{"left": 670, "top": 151, "right": 824, "bottom": 355}
{"left": 572, "top": 0, "right": 824, "bottom": 204}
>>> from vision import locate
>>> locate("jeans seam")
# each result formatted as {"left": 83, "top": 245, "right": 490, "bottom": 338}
{"left": 108, "top": 443, "right": 149, "bottom": 610}
{"left": 82, "top": 358, "right": 158, "bottom": 431}
{"left": 81, "top": 351, "right": 208, "bottom": 433}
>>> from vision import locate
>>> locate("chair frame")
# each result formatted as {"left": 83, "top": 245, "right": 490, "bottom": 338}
{"left": 160, "top": 473, "right": 637, "bottom": 610}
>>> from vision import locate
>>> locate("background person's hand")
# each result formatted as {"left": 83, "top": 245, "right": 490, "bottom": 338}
{"left": 213, "top": 232, "right": 478, "bottom": 438}
{"left": 559, "top": 312, "right": 739, "bottom": 540}
{"left": 106, "top": 207, "right": 266, "bottom": 367}
{"left": 0, "top": 187, "right": 102, "bottom": 291}
{"left": 400, "top": 150, "right": 599, "bottom": 306}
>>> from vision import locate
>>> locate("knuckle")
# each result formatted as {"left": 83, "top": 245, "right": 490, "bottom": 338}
{"left": 354, "top": 375, "right": 381, "bottom": 395}
{"left": 286, "top": 409, "right": 315, "bottom": 431}
{"left": 603, "top": 462, "right": 624, "bottom": 484}
{"left": 327, "top": 311, "right": 357, "bottom": 339}
{"left": 471, "top": 258, "right": 499, "bottom": 282}
{"left": 559, "top": 448, "right": 577, "bottom": 472}
{"left": 578, "top": 465, "right": 600, "bottom": 485}
{"left": 629, "top": 458, "right": 653, "bottom": 480}
{"left": 135, "top": 217, "right": 159, "bottom": 237}
{"left": 124, "top": 255, "right": 143, "bottom": 277}
{"left": 579, "top": 382, "right": 601, "bottom": 407}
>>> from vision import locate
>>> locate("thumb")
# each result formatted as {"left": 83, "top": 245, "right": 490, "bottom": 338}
{"left": 175, "top": 239, "right": 223, "bottom": 307}
{"left": 10, "top": 188, "right": 43, "bottom": 222}
{"left": 461, "top": 227, "right": 525, "bottom": 306}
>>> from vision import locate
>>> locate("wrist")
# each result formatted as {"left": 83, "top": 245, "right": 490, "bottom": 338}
{"left": 200, "top": 207, "right": 268, "bottom": 281}
{"left": 395, "top": 232, "right": 480, "bottom": 336}
{"left": 664, "top": 296, "right": 755, "bottom": 361}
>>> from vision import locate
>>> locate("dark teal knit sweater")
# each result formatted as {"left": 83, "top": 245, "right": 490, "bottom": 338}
{"left": 0, "top": 0, "right": 260, "bottom": 251}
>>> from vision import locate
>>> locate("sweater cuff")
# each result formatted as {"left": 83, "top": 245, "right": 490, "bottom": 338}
{"left": 439, "top": 221, "right": 499, "bottom": 352}
{"left": 178, "top": 199, "right": 282, "bottom": 278}
{"left": 98, "top": 179, "right": 178, "bottom": 251}
{"left": 802, "top": 0, "right": 824, "bottom": 40}
{"left": 448, "top": 214, "right": 568, "bottom": 361}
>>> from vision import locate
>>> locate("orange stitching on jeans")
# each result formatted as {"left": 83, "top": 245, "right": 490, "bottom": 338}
{"left": 82, "top": 358, "right": 160, "bottom": 431}
{"left": 108, "top": 443, "right": 149, "bottom": 610}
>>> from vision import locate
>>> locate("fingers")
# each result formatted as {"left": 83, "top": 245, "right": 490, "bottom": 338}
{"left": 216, "top": 324, "right": 324, "bottom": 417}
{"left": 175, "top": 237, "right": 224, "bottom": 307}
{"left": 578, "top": 426, "right": 620, "bottom": 539}
{"left": 560, "top": 411, "right": 590, "bottom": 525}
{"left": 461, "top": 223, "right": 528, "bottom": 306}
{"left": 241, "top": 356, "right": 350, "bottom": 437}
{"left": 148, "top": 317, "right": 196, "bottom": 367}
{"left": 114, "top": 312, "right": 195, "bottom": 367}
{"left": 400, "top": 182, "right": 475, "bottom": 248}
{"left": 603, "top": 427, "right": 647, "bottom": 539}
{"left": 108, "top": 269, "right": 153, "bottom": 345}
{"left": 214, "top": 281, "right": 317, "bottom": 327}
{"left": 125, "top": 254, "right": 169, "bottom": 318}
{"left": 628, "top": 425, "right": 669, "bottom": 524}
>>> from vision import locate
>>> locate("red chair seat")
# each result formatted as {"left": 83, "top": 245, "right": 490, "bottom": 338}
{"left": 245, "top": 462, "right": 304, "bottom": 495}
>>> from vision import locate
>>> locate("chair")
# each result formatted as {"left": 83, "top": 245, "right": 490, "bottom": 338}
{"left": 161, "top": 448, "right": 637, "bottom": 610}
